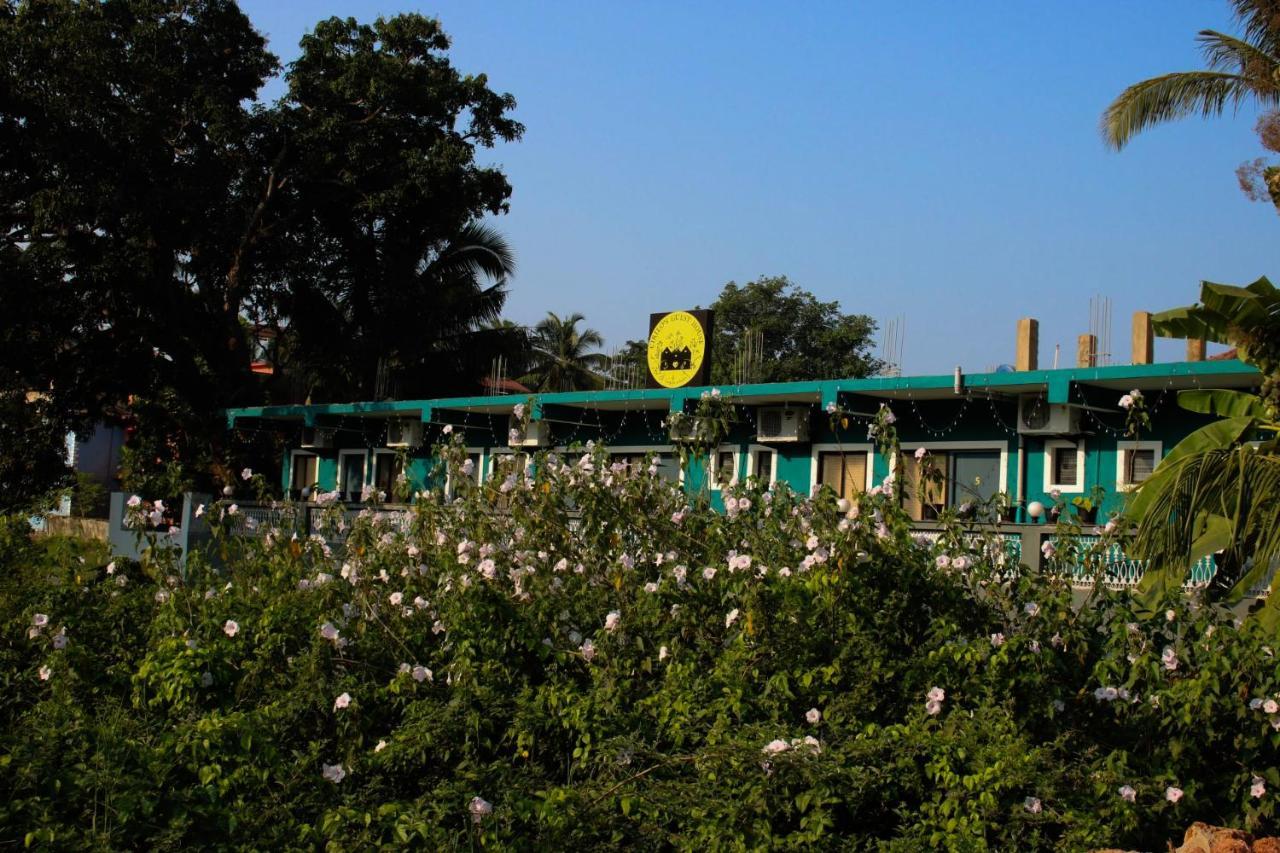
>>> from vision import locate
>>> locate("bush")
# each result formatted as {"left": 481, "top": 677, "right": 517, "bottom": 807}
{"left": 1, "top": 442, "right": 1278, "bottom": 850}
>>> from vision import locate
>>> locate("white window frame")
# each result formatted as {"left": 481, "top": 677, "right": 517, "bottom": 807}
{"left": 746, "top": 444, "right": 777, "bottom": 486}
{"left": 337, "top": 449, "right": 368, "bottom": 499}
{"left": 1115, "top": 440, "right": 1162, "bottom": 492}
{"left": 444, "top": 447, "right": 486, "bottom": 497}
{"left": 809, "top": 443, "right": 876, "bottom": 495}
{"left": 1043, "top": 439, "right": 1085, "bottom": 493}
{"left": 708, "top": 444, "right": 740, "bottom": 490}
{"left": 896, "top": 441, "right": 1011, "bottom": 496}
{"left": 289, "top": 450, "right": 319, "bottom": 494}
{"left": 371, "top": 449, "right": 405, "bottom": 498}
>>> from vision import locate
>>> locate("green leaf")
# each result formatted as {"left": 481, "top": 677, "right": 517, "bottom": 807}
{"left": 1177, "top": 389, "right": 1267, "bottom": 419}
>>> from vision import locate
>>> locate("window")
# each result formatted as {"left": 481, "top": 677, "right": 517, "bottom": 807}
{"left": 709, "top": 447, "right": 738, "bottom": 489}
{"left": 1116, "top": 441, "right": 1162, "bottom": 490}
{"left": 338, "top": 451, "right": 367, "bottom": 502}
{"left": 445, "top": 450, "right": 484, "bottom": 498}
{"left": 747, "top": 446, "right": 776, "bottom": 485}
{"left": 1043, "top": 440, "right": 1085, "bottom": 492}
{"left": 817, "top": 451, "right": 867, "bottom": 501}
{"left": 900, "top": 443, "right": 1008, "bottom": 521}
{"left": 373, "top": 452, "right": 404, "bottom": 499}
{"left": 289, "top": 452, "right": 318, "bottom": 500}
{"left": 901, "top": 452, "right": 947, "bottom": 520}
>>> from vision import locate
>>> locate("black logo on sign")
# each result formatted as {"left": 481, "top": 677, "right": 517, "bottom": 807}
{"left": 659, "top": 347, "right": 692, "bottom": 371}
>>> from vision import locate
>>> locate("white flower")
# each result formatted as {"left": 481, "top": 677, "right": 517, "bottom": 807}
{"left": 826, "top": 402, "right": 837, "bottom": 414}
{"left": 333, "top": 692, "right": 351, "bottom": 711}
{"left": 241, "top": 467, "right": 253, "bottom": 480}
{"left": 580, "top": 639, "right": 596, "bottom": 662}
{"left": 725, "top": 608, "right": 740, "bottom": 628}
{"left": 702, "top": 566, "right": 716, "bottom": 581}
{"left": 1024, "top": 602, "right": 1040, "bottom": 617}
{"left": 1024, "top": 796, "right": 1042, "bottom": 814}
{"left": 927, "top": 686, "right": 945, "bottom": 703}
{"left": 643, "top": 582, "right": 658, "bottom": 593}
{"left": 761, "top": 739, "right": 790, "bottom": 756}
{"left": 442, "top": 423, "right": 453, "bottom": 434}
{"left": 990, "top": 632, "right": 1005, "bottom": 647}
{"left": 106, "top": 561, "right": 116, "bottom": 575}
{"left": 951, "top": 555, "right": 969, "bottom": 571}
{"left": 320, "top": 622, "right": 340, "bottom": 642}
{"left": 38, "top": 665, "right": 51, "bottom": 681}
{"left": 469, "top": 796, "right": 493, "bottom": 823}
{"left": 1165, "top": 786, "right": 1183, "bottom": 803}
{"left": 227, "top": 503, "right": 239, "bottom": 516}
{"left": 1264, "top": 698, "right": 1279, "bottom": 715}
{"left": 1118, "top": 394, "right": 1134, "bottom": 409}
{"left": 1041, "top": 541, "right": 1055, "bottom": 558}
{"left": 1250, "top": 698, "right": 1264, "bottom": 711}
{"left": 52, "top": 630, "right": 68, "bottom": 650}
{"left": 322, "top": 763, "right": 346, "bottom": 783}
{"left": 389, "top": 592, "right": 403, "bottom": 606}
{"left": 32, "top": 613, "right": 49, "bottom": 628}
{"left": 604, "top": 611, "right": 621, "bottom": 633}
{"left": 375, "top": 739, "right": 388, "bottom": 752}
{"left": 1118, "top": 784, "right": 1136, "bottom": 802}
{"left": 658, "top": 645, "right": 669, "bottom": 662}
{"left": 127, "top": 495, "right": 141, "bottom": 508}
{"left": 1251, "top": 776, "right": 1266, "bottom": 798}
{"left": 412, "top": 665, "right": 432, "bottom": 683}
{"left": 806, "top": 708, "right": 821, "bottom": 725}
{"left": 223, "top": 620, "right": 239, "bottom": 637}
{"left": 935, "top": 555, "right": 950, "bottom": 569}
{"left": 914, "top": 446, "right": 927, "bottom": 460}
{"left": 1161, "top": 646, "right": 1179, "bottom": 671}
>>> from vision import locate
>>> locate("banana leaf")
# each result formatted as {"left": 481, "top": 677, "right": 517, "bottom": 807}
{"left": 1176, "top": 389, "right": 1268, "bottom": 419}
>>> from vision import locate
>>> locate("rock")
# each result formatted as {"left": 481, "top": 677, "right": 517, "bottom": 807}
{"left": 1173, "top": 823, "right": 1254, "bottom": 853}
{"left": 1254, "top": 839, "right": 1280, "bottom": 853}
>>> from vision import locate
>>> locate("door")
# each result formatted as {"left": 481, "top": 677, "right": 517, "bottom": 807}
{"left": 341, "top": 454, "right": 365, "bottom": 502}
{"left": 948, "top": 451, "right": 1001, "bottom": 514}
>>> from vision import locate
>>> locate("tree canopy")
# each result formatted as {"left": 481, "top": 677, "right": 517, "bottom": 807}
{"left": 0, "top": 2, "right": 523, "bottom": 508}
{"left": 521, "top": 312, "right": 607, "bottom": 393}
{"left": 703, "top": 276, "right": 881, "bottom": 385}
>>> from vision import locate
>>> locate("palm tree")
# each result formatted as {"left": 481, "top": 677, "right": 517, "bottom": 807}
{"left": 1125, "top": 278, "right": 1280, "bottom": 624}
{"left": 1102, "top": 1, "right": 1280, "bottom": 150}
{"left": 521, "top": 312, "right": 608, "bottom": 392}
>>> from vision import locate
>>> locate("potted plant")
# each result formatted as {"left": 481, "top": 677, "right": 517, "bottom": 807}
{"left": 1071, "top": 485, "right": 1106, "bottom": 525}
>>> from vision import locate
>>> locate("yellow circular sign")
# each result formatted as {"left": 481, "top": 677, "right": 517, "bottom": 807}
{"left": 647, "top": 311, "right": 706, "bottom": 388}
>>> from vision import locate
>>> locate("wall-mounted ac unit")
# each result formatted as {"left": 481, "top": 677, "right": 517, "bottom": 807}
{"left": 300, "top": 426, "right": 335, "bottom": 449}
{"left": 386, "top": 418, "right": 424, "bottom": 448}
{"left": 757, "top": 407, "right": 810, "bottom": 443}
{"left": 1017, "top": 397, "right": 1081, "bottom": 435}
{"left": 508, "top": 417, "right": 551, "bottom": 448}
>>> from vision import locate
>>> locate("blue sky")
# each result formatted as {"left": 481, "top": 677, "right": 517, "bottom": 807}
{"left": 240, "top": 1, "right": 1276, "bottom": 375}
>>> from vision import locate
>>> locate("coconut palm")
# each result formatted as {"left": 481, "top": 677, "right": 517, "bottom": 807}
{"left": 1125, "top": 278, "right": 1280, "bottom": 624}
{"left": 521, "top": 312, "right": 608, "bottom": 392}
{"left": 1102, "top": 1, "right": 1280, "bottom": 150}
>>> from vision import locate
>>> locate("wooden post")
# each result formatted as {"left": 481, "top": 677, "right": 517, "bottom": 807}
{"left": 1186, "top": 338, "right": 1206, "bottom": 362}
{"left": 1131, "top": 311, "right": 1153, "bottom": 365}
{"left": 1076, "top": 334, "right": 1097, "bottom": 368}
{"left": 1016, "top": 318, "right": 1039, "bottom": 372}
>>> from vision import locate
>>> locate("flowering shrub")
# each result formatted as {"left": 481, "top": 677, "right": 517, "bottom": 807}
{"left": 2, "top": 443, "right": 1279, "bottom": 849}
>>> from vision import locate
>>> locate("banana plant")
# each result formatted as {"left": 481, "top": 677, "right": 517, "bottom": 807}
{"left": 1125, "top": 278, "right": 1280, "bottom": 627}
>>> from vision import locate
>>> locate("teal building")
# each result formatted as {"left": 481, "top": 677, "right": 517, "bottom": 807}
{"left": 226, "top": 358, "right": 1260, "bottom": 525}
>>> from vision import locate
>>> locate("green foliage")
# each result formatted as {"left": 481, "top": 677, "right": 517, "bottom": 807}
{"left": 1, "top": 3, "right": 523, "bottom": 496}
{"left": 704, "top": 276, "right": 882, "bottom": 385}
{"left": 0, "top": 392, "right": 73, "bottom": 515}
{"left": 520, "top": 312, "right": 608, "bottom": 392}
{"left": 4, "top": 442, "right": 1280, "bottom": 849}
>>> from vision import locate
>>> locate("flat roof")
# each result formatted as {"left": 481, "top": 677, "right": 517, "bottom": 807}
{"left": 226, "top": 359, "right": 1261, "bottom": 427}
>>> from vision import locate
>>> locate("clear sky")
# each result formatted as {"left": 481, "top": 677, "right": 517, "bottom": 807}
{"left": 239, "top": 0, "right": 1276, "bottom": 375}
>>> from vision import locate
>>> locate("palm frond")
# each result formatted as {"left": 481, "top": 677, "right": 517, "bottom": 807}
{"left": 1102, "top": 70, "right": 1256, "bottom": 150}
{"left": 1228, "top": 0, "right": 1280, "bottom": 56}
{"left": 1197, "top": 29, "right": 1280, "bottom": 82}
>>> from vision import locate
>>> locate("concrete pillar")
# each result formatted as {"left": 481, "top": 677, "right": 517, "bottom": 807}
{"left": 1016, "top": 318, "right": 1039, "bottom": 372}
{"left": 1186, "top": 338, "right": 1206, "bottom": 362}
{"left": 1076, "top": 334, "right": 1097, "bottom": 368}
{"left": 1131, "top": 311, "right": 1153, "bottom": 365}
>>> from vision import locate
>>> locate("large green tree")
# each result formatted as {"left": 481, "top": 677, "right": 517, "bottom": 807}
{"left": 703, "top": 276, "right": 881, "bottom": 385}
{"left": 0, "top": 2, "right": 523, "bottom": 508}
{"left": 1102, "top": 0, "right": 1280, "bottom": 210}
{"left": 521, "top": 312, "right": 607, "bottom": 393}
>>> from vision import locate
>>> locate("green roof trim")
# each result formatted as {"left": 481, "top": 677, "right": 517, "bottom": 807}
{"left": 226, "top": 359, "right": 1260, "bottom": 428}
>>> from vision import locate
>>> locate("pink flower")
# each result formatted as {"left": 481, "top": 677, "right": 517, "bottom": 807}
{"left": 580, "top": 639, "right": 596, "bottom": 662}
{"left": 990, "top": 632, "right": 1006, "bottom": 647}
{"left": 1024, "top": 602, "right": 1040, "bottom": 617}
{"left": 1264, "top": 698, "right": 1279, "bottom": 715}
{"left": 223, "top": 620, "right": 239, "bottom": 637}
{"left": 725, "top": 608, "right": 740, "bottom": 628}
{"left": 322, "top": 763, "right": 346, "bottom": 783}
{"left": 389, "top": 592, "right": 403, "bottom": 606}
{"left": 333, "top": 692, "right": 351, "bottom": 711}
{"left": 1165, "top": 609, "right": 1176, "bottom": 622}
{"left": 1161, "top": 646, "right": 1179, "bottom": 671}
{"left": 914, "top": 447, "right": 927, "bottom": 460}
{"left": 1118, "top": 784, "right": 1136, "bottom": 802}
{"left": 1118, "top": 394, "right": 1134, "bottom": 409}
{"left": 412, "top": 665, "right": 432, "bottom": 683}
{"left": 951, "top": 555, "right": 969, "bottom": 571}
{"left": 38, "top": 665, "right": 51, "bottom": 681}
{"left": 761, "top": 739, "right": 790, "bottom": 756}
{"left": 1024, "top": 796, "right": 1042, "bottom": 814}
{"left": 320, "top": 622, "right": 340, "bottom": 642}
{"left": 442, "top": 423, "right": 453, "bottom": 434}
{"left": 32, "top": 613, "right": 49, "bottom": 628}
{"left": 935, "top": 555, "right": 950, "bottom": 569}
{"left": 604, "top": 611, "right": 621, "bottom": 632}
{"left": 1041, "top": 541, "right": 1055, "bottom": 558}
{"left": 927, "top": 686, "right": 946, "bottom": 703}
{"left": 1165, "top": 786, "right": 1183, "bottom": 803}
{"left": 240, "top": 467, "right": 253, "bottom": 480}
{"left": 806, "top": 708, "right": 821, "bottom": 725}
{"left": 127, "top": 495, "right": 141, "bottom": 508}
{"left": 1251, "top": 776, "right": 1266, "bottom": 798}
{"left": 469, "top": 796, "right": 493, "bottom": 823}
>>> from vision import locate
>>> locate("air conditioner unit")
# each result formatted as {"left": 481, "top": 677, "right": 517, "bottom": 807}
{"left": 757, "top": 407, "right": 810, "bottom": 443}
{"left": 508, "top": 416, "right": 551, "bottom": 448}
{"left": 1017, "top": 397, "right": 1081, "bottom": 435}
{"left": 386, "top": 418, "right": 424, "bottom": 448}
{"left": 300, "top": 426, "right": 334, "bottom": 449}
